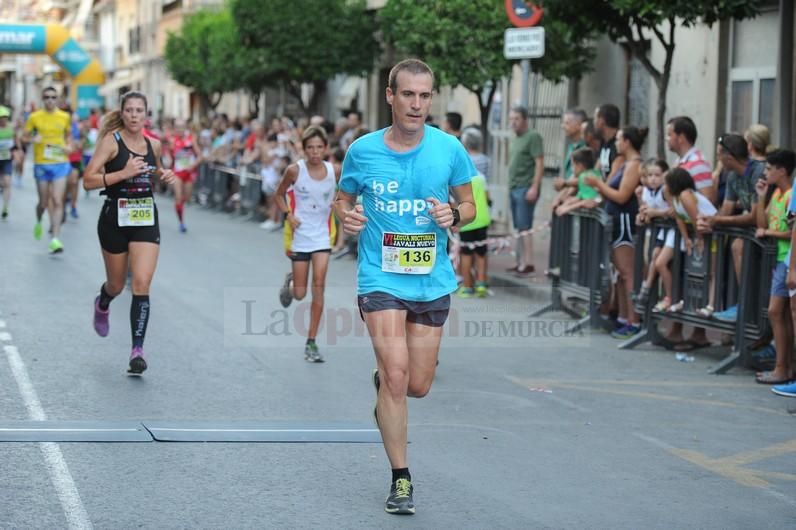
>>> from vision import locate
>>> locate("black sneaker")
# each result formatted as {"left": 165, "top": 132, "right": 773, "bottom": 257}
{"left": 372, "top": 368, "right": 380, "bottom": 427}
{"left": 385, "top": 478, "right": 415, "bottom": 515}
{"left": 279, "top": 272, "right": 293, "bottom": 308}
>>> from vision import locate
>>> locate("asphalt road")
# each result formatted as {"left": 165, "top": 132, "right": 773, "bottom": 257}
{"left": 0, "top": 177, "right": 794, "bottom": 529}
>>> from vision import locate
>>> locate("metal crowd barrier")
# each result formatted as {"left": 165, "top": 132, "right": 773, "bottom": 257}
{"left": 533, "top": 208, "right": 613, "bottom": 333}
{"left": 626, "top": 218, "right": 778, "bottom": 374}
{"left": 195, "top": 162, "right": 264, "bottom": 219}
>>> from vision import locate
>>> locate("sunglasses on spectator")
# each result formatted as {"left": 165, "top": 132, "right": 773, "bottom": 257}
{"left": 43, "top": 96, "right": 57, "bottom": 100}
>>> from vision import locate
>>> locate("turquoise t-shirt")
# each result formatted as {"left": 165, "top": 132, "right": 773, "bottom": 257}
{"left": 339, "top": 125, "right": 475, "bottom": 301}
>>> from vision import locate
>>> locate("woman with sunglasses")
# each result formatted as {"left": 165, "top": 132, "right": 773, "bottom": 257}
{"left": 83, "top": 91, "right": 176, "bottom": 375}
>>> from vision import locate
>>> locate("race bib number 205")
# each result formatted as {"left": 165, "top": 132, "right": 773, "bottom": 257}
{"left": 117, "top": 198, "right": 155, "bottom": 227}
{"left": 381, "top": 232, "right": 436, "bottom": 274}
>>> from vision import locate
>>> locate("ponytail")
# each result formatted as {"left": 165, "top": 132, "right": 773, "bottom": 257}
{"left": 99, "top": 110, "right": 123, "bottom": 139}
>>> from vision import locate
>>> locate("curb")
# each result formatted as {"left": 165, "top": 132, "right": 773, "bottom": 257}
{"left": 487, "top": 270, "right": 552, "bottom": 304}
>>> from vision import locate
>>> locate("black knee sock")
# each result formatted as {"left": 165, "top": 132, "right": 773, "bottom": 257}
{"left": 392, "top": 468, "right": 411, "bottom": 483}
{"left": 99, "top": 283, "right": 115, "bottom": 311}
{"left": 130, "top": 295, "right": 150, "bottom": 348}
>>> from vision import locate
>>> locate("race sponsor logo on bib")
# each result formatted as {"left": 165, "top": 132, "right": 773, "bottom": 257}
{"left": 0, "top": 138, "right": 13, "bottom": 160}
{"left": 175, "top": 154, "right": 193, "bottom": 172}
{"left": 117, "top": 197, "right": 155, "bottom": 227}
{"left": 381, "top": 232, "right": 436, "bottom": 274}
{"left": 43, "top": 143, "right": 65, "bottom": 161}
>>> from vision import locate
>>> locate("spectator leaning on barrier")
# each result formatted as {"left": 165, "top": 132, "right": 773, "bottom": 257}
{"left": 663, "top": 116, "right": 714, "bottom": 349}
{"left": 745, "top": 124, "right": 771, "bottom": 162}
{"left": 552, "top": 108, "right": 587, "bottom": 208}
{"left": 507, "top": 105, "right": 544, "bottom": 276}
{"left": 553, "top": 147, "right": 601, "bottom": 216}
{"left": 697, "top": 133, "right": 765, "bottom": 323}
{"left": 635, "top": 159, "right": 674, "bottom": 310}
{"left": 665, "top": 167, "right": 718, "bottom": 318}
{"left": 594, "top": 104, "right": 624, "bottom": 181}
{"left": 667, "top": 116, "right": 716, "bottom": 204}
{"left": 582, "top": 118, "right": 602, "bottom": 160}
{"left": 585, "top": 126, "right": 648, "bottom": 339}
{"left": 754, "top": 149, "right": 795, "bottom": 385}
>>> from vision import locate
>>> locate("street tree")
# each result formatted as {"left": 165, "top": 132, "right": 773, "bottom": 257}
{"left": 164, "top": 9, "right": 244, "bottom": 113}
{"left": 230, "top": 0, "right": 379, "bottom": 115}
{"left": 544, "top": 0, "right": 762, "bottom": 157}
{"left": 380, "top": 0, "right": 595, "bottom": 142}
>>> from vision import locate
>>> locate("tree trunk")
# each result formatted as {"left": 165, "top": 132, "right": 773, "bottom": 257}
{"left": 655, "top": 75, "right": 668, "bottom": 159}
{"left": 307, "top": 81, "right": 325, "bottom": 116}
{"left": 655, "top": 40, "right": 675, "bottom": 159}
{"left": 248, "top": 91, "right": 260, "bottom": 118}
{"left": 472, "top": 81, "right": 498, "bottom": 152}
{"left": 208, "top": 93, "right": 222, "bottom": 111}
{"left": 286, "top": 83, "right": 308, "bottom": 116}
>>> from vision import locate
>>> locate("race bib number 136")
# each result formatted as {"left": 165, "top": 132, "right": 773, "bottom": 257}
{"left": 381, "top": 232, "right": 436, "bottom": 274}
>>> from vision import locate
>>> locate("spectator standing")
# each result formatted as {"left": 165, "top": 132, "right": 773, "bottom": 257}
{"left": 507, "top": 105, "right": 544, "bottom": 276}
{"left": 442, "top": 112, "right": 463, "bottom": 140}
{"left": 667, "top": 116, "right": 716, "bottom": 203}
{"left": 339, "top": 110, "right": 363, "bottom": 151}
{"left": 745, "top": 124, "right": 771, "bottom": 162}
{"left": 584, "top": 126, "right": 648, "bottom": 338}
{"left": 594, "top": 104, "right": 624, "bottom": 181}
{"left": 461, "top": 127, "right": 490, "bottom": 180}
{"left": 754, "top": 149, "right": 795, "bottom": 384}
{"left": 582, "top": 118, "right": 602, "bottom": 159}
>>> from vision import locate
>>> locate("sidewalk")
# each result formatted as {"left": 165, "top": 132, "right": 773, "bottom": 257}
{"left": 484, "top": 183, "right": 556, "bottom": 304}
{"left": 485, "top": 233, "right": 553, "bottom": 304}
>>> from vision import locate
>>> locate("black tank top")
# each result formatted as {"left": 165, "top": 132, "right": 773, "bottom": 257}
{"left": 102, "top": 132, "right": 157, "bottom": 199}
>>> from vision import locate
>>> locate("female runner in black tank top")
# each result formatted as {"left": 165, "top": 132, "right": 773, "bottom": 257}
{"left": 83, "top": 91, "right": 176, "bottom": 375}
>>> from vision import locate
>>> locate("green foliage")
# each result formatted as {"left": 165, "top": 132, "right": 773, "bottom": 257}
{"left": 544, "top": 0, "right": 762, "bottom": 53}
{"left": 379, "top": 0, "right": 594, "bottom": 89}
{"left": 543, "top": 0, "right": 763, "bottom": 156}
{"left": 230, "top": 0, "right": 379, "bottom": 87}
{"left": 164, "top": 9, "right": 245, "bottom": 104}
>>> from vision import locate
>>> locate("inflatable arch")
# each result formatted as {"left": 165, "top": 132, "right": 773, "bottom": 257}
{"left": 0, "top": 23, "right": 104, "bottom": 118}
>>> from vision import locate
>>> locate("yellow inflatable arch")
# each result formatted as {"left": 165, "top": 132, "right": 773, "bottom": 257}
{"left": 0, "top": 23, "right": 104, "bottom": 118}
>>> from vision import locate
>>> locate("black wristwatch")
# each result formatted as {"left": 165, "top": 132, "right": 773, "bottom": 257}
{"left": 451, "top": 207, "right": 461, "bottom": 227}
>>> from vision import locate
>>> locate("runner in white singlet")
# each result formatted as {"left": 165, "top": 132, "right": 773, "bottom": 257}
{"left": 275, "top": 126, "right": 339, "bottom": 362}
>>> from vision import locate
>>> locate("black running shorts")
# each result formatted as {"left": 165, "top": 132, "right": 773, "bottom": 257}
{"left": 289, "top": 248, "right": 331, "bottom": 262}
{"left": 459, "top": 227, "right": 488, "bottom": 256}
{"left": 357, "top": 291, "right": 451, "bottom": 328}
{"left": 97, "top": 199, "right": 160, "bottom": 254}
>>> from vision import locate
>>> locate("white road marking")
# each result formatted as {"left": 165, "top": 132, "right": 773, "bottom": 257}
{"left": 4, "top": 344, "right": 93, "bottom": 529}
{"left": 0, "top": 427, "right": 141, "bottom": 432}
{"left": 153, "top": 428, "right": 377, "bottom": 433}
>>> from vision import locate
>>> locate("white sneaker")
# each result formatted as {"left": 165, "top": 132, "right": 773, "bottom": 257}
{"left": 260, "top": 219, "right": 278, "bottom": 230}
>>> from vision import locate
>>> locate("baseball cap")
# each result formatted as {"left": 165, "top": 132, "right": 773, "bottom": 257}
{"left": 0, "top": 106, "right": 10, "bottom": 118}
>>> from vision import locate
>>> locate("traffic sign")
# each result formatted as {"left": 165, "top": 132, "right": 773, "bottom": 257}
{"left": 504, "top": 27, "right": 545, "bottom": 60}
{"left": 505, "top": 0, "right": 543, "bottom": 28}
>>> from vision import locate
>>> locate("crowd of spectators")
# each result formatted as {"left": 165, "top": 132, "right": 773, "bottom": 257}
{"left": 540, "top": 103, "right": 796, "bottom": 393}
